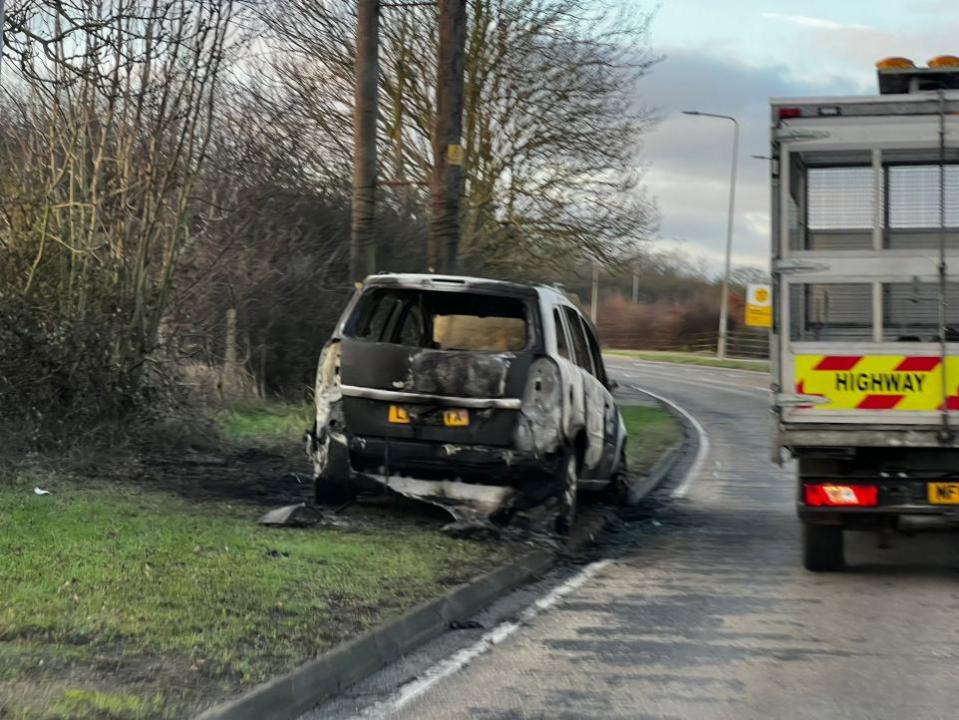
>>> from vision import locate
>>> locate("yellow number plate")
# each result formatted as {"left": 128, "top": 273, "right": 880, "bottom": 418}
{"left": 388, "top": 406, "right": 410, "bottom": 424}
{"left": 443, "top": 409, "right": 470, "bottom": 427}
{"left": 928, "top": 482, "right": 959, "bottom": 504}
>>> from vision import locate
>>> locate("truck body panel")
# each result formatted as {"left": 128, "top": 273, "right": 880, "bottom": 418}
{"left": 771, "top": 88, "right": 959, "bottom": 446}
{"left": 770, "top": 64, "right": 959, "bottom": 568}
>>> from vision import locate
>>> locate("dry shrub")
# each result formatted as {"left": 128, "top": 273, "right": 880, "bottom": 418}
{"left": 596, "top": 289, "right": 738, "bottom": 351}
{"left": 0, "top": 291, "right": 219, "bottom": 452}
{"left": 0, "top": 293, "right": 134, "bottom": 436}
{"left": 597, "top": 293, "right": 683, "bottom": 349}
{"left": 178, "top": 362, "right": 258, "bottom": 405}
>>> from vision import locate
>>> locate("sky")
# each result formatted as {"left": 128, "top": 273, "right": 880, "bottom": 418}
{"left": 638, "top": 0, "right": 959, "bottom": 275}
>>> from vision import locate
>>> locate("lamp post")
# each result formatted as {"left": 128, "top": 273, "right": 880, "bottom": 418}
{"left": 683, "top": 110, "right": 739, "bottom": 359}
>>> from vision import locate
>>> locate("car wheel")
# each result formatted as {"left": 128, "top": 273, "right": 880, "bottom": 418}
{"left": 802, "top": 523, "right": 844, "bottom": 572}
{"left": 555, "top": 450, "right": 578, "bottom": 534}
{"left": 608, "top": 445, "right": 630, "bottom": 505}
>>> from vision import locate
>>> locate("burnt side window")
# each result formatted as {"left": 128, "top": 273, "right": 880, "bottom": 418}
{"left": 347, "top": 288, "right": 530, "bottom": 352}
{"left": 563, "top": 307, "right": 594, "bottom": 373}
{"left": 581, "top": 318, "right": 607, "bottom": 383}
{"left": 352, "top": 291, "right": 404, "bottom": 341}
{"left": 553, "top": 308, "right": 571, "bottom": 360}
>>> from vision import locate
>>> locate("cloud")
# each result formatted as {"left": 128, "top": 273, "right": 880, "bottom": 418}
{"left": 635, "top": 48, "right": 859, "bottom": 275}
{"left": 760, "top": 12, "right": 875, "bottom": 32}
{"left": 636, "top": 0, "right": 959, "bottom": 276}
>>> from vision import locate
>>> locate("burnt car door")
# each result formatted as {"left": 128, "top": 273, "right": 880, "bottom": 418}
{"left": 561, "top": 306, "right": 612, "bottom": 479}
{"left": 580, "top": 315, "right": 621, "bottom": 478}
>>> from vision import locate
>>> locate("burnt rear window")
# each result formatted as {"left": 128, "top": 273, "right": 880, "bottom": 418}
{"left": 347, "top": 288, "right": 530, "bottom": 352}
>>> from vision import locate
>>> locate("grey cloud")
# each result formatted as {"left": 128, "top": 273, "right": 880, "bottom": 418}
{"left": 760, "top": 12, "right": 875, "bottom": 32}
{"left": 636, "top": 48, "right": 861, "bottom": 274}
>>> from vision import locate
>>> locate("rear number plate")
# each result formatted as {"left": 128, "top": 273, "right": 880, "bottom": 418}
{"left": 388, "top": 406, "right": 470, "bottom": 427}
{"left": 443, "top": 409, "right": 470, "bottom": 427}
{"left": 388, "top": 406, "right": 411, "bottom": 424}
{"left": 928, "top": 482, "right": 959, "bottom": 504}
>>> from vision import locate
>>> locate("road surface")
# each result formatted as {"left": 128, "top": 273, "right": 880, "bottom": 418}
{"left": 306, "top": 359, "right": 959, "bottom": 720}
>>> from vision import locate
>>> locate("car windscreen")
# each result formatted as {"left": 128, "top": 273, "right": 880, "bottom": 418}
{"left": 346, "top": 288, "right": 530, "bottom": 352}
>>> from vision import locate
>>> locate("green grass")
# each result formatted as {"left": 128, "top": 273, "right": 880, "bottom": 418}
{"left": 215, "top": 402, "right": 312, "bottom": 444}
{"left": 607, "top": 349, "right": 769, "bottom": 373}
{"left": 622, "top": 405, "right": 684, "bottom": 474}
{"left": 46, "top": 689, "right": 167, "bottom": 720}
{"left": 0, "top": 474, "right": 510, "bottom": 718}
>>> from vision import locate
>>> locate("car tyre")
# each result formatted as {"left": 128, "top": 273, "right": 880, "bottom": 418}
{"left": 608, "top": 445, "right": 631, "bottom": 505}
{"left": 555, "top": 449, "right": 579, "bottom": 534}
{"left": 802, "top": 523, "right": 844, "bottom": 572}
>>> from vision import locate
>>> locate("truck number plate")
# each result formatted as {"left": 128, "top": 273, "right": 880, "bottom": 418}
{"left": 928, "top": 483, "right": 959, "bottom": 504}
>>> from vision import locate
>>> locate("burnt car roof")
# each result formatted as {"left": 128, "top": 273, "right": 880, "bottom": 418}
{"left": 363, "top": 273, "right": 565, "bottom": 301}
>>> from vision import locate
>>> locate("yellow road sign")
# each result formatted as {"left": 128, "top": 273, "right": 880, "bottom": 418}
{"left": 745, "top": 283, "right": 772, "bottom": 328}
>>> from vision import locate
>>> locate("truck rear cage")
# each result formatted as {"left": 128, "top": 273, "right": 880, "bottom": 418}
{"left": 772, "top": 85, "right": 959, "bottom": 431}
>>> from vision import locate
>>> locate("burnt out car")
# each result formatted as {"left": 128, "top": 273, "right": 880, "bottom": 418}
{"left": 305, "top": 274, "right": 627, "bottom": 530}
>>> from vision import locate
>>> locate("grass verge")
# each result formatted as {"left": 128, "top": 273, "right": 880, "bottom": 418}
{"left": 0, "top": 473, "right": 515, "bottom": 719}
{"left": 622, "top": 405, "right": 684, "bottom": 475}
{"left": 607, "top": 349, "right": 769, "bottom": 373}
{"left": 215, "top": 402, "right": 312, "bottom": 445}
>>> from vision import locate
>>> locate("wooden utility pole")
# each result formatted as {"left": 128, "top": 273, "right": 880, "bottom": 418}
{"left": 351, "top": 0, "right": 380, "bottom": 285}
{"left": 590, "top": 262, "right": 600, "bottom": 323}
{"left": 428, "top": 0, "right": 467, "bottom": 273}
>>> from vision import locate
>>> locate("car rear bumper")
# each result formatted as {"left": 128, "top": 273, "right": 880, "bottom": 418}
{"left": 309, "top": 431, "right": 565, "bottom": 517}
{"left": 345, "top": 435, "right": 558, "bottom": 483}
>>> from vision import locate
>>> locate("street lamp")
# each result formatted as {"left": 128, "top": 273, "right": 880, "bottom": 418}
{"left": 683, "top": 110, "right": 739, "bottom": 360}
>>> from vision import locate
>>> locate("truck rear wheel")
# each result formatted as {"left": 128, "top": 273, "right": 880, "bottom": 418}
{"left": 802, "top": 523, "right": 844, "bottom": 572}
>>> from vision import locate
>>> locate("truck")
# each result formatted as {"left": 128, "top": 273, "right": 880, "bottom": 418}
{"left": 770, "top": 56, "right": 959, "bottom": 571}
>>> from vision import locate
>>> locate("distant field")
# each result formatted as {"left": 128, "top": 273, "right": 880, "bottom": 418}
{"left": 607, "top": 349, "right": 769, "bottom": 373}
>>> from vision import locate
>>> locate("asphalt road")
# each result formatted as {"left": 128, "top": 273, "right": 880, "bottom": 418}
{"left": 307, "top": 359, "right": 959, "bottom": 720}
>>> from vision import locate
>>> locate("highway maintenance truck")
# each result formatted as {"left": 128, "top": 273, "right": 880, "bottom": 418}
{"left": 770, "top": 56, "right": 959, "bottom": 571}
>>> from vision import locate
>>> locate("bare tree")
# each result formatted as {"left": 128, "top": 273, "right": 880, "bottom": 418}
{"left": 0, "top": 0, "right": 238, "bottom": 424}
{"left": 259, "top": 0, "right": 659, "bottom": 279}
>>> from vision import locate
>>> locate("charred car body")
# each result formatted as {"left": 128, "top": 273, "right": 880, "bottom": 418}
{"left": 305, "top": 274, "right": 627, "bottom": 529}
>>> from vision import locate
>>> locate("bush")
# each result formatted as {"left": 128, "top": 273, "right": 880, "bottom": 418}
{"left": 0, "top": 294, "right": 134, "bottom": 434}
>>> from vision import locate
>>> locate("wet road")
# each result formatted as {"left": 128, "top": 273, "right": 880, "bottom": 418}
{"left": 308, "top": 359, "right": 959, "bottom": 720}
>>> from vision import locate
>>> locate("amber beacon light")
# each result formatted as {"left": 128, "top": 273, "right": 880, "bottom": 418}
{"left": 875, "top": 57, "right": 916, "bottom": 70}
{"left": 928, "top": 55, "right": 959, "bottom": 69}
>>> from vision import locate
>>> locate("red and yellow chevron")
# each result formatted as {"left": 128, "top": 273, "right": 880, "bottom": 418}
{"left": 793, "top": 355, "right": 959, "bottom": 411}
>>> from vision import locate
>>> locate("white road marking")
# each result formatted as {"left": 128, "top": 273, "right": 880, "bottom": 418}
{"left": 616, "top": 364, "right": 768, "bottom": 392}
{"left": 347, "top": 560, "right": 613, "bottom": 720}
{"left": 606, "top": 357, "right": 766, "bottom": 378}
{"left": 625, "top": 385, "right": 711, "bottom": 500}
{"left": 620, "top": 371, "right": 768, "bottom": 398}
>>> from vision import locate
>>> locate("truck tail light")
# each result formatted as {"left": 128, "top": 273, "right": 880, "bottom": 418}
{"left": 778, "top": 107, "right": 802, "bottom": 119}
{"left": 804, "top": 484, "right": 878, "bottom": 507}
